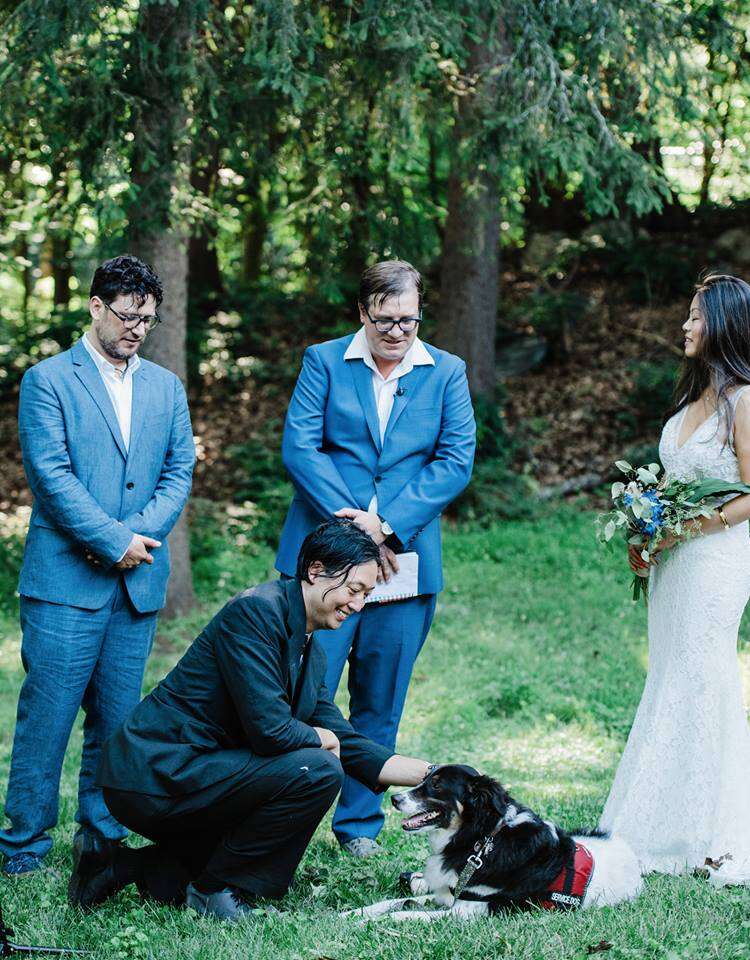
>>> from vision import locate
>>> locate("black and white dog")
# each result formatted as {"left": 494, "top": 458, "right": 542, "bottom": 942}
{"left": 345, "top": 765, "right": 643, "bottom": 921}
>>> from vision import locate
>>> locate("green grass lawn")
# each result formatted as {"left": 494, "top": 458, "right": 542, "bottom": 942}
{"left": 0, "top": 505, "right": 749, "bottom": 959}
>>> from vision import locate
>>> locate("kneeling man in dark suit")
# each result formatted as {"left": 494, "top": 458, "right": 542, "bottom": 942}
{"left": 69, "top": 520, "right": 433, "bottom": 921}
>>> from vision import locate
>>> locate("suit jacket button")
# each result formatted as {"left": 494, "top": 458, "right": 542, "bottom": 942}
{"left": 374, "top": 475, "right": 382, "bottom": 483}
{"left": 126, "top": 481, "right": 135, "bottom": 490}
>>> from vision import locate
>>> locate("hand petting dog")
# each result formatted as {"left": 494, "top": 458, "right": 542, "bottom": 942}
{"left": 344, "top": 765, "right": 643, "bottom": 922}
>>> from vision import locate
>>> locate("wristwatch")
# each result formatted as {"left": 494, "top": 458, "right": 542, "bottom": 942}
{"left": 379, "top": 516, "right": 394, "bottom": 538}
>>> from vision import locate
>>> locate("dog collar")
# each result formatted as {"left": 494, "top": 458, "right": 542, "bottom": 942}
{"left": 452, "top": 816, "right": 507, "bottom": 903}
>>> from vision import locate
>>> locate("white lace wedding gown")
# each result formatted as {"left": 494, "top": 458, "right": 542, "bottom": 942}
{"left": 600, "top": 390, "right": 750, "bottom": 885}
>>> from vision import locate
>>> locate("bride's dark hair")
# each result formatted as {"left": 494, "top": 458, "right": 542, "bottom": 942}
{"left": 668, "top": 273, "right": 750, "bottom": 445}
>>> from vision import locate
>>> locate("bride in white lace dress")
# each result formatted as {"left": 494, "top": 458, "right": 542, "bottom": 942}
{"left": 600, "top": 274, "right": 750, "bottom": 886}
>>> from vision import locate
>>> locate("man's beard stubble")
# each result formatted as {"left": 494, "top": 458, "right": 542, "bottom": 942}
{"left": 97, "top": 328, "right": 133, "bottom": 362}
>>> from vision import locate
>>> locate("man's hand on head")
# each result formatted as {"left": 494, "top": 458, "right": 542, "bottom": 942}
{"left": 116, "top": 533, "right": 162, "bottom": 570}
{"left": 334, "top": 508, "right": 385, "bottom": 545}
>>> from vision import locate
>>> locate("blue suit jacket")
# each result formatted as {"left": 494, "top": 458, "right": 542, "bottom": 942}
{"left": 18, "top": 339, "right": 195, "bottom": 613}
{"left": 275, "top": 334, "right": 476, "bottom": 595}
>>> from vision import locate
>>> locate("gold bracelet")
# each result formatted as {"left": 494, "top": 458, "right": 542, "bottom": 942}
{"left": 718, "top": 506, "right": 731, "bottom": 530}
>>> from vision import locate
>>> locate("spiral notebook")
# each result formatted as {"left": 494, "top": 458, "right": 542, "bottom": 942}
{"left": 366, "top": 551, "right": 419, "bottom": 604}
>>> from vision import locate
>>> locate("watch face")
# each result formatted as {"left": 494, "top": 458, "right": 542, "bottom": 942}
{"left": 381, "top": 521, "right": 394, "bottom": 537}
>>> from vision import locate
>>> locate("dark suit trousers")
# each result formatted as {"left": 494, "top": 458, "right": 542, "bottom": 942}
{"left": 103, "top": 746, "right": 344, "bottom": 903}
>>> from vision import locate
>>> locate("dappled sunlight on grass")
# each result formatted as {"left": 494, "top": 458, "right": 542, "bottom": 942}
{"left": 483, "top": 721, "right": 619, "bottom": 789}
{"left": 0, "top": 619, "right": 20, "bottom": 669}
{"left": 0, "top": 509, "right": 749, "bottom": 958}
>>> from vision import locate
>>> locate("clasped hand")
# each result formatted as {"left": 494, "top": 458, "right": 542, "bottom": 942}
{"left": 116, "top": 534, "right": 162, "bottom": 569}
{"left": 313, "top": 726, "right": 340, "bottom": 758}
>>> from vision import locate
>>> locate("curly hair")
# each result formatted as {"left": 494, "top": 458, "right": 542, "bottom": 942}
{"left": 89, "top": 255, "right": 164, "bottom": 308}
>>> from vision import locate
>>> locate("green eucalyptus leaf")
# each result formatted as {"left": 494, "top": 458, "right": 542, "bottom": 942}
{"left": 637, "top": 467, "right": 659, "bottom": 485}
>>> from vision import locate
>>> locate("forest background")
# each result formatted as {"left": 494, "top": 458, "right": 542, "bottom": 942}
{"left": 2, "top": 0, "right": 750, "bottom": 615}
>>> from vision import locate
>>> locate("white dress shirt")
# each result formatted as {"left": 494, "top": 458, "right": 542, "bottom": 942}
{"left": 81, "top": 332, "right": 140, "bottom": 452}
{"left": 344, "top": 326, "right": 434, "bottom": 512}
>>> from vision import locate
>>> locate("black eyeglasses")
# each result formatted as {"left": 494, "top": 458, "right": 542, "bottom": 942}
{"left": 106, "top": 302, "right": 161, "bottom": 332}
{"left": 364, "top": 304, "right": 422, "bottom": 334}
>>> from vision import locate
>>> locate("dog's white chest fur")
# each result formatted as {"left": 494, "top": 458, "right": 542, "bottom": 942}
{"left": 422, "top": 853, "right": 456, "bottom": 907}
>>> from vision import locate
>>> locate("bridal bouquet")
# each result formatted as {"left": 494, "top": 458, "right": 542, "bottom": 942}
{"left": 596, "top": 459, "right": 750, "bottom": 602}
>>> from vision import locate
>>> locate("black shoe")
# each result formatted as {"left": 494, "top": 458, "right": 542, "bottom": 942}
{"left": 185, "top": 883, "right": 271, "bottom": 922}
{"left": 68, "top": 833, "right": 127, "bottom": 909}
{"left": 3, "top": 853, "right": 46, "bottom": 877}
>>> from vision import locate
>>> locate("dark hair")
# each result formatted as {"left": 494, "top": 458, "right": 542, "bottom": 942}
{"left": 296, "top": 519, "right": 381, "bottom": 596}
{"left": 669, "top": 273, "right": 750, "bottom": 445}
{"left": 358, "top": 259, "right": 424, "bottom": 310}
{"left": 89, "top": 255, "right": 164, "bottom": 308}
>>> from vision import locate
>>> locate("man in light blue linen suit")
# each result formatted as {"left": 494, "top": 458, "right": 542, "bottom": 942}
{"left": 0, "top": 255, "right": 195, "bottom": 877}
{"left": 276, "top": 259, "right": 476, "bottom": 856}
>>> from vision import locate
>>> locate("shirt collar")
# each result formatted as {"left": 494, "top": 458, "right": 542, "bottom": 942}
{"left": 82, "top": 332, "right": 141, "bottom": 378}
{"left": 344, "top": 327, "right": 434, "bottom": 381}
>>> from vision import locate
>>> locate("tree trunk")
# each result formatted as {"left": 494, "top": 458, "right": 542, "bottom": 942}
{"left": 241, "top": 174, "right": 268, "bottom": 286}
{"left": 437, "top": 167, "right": 500, "bottom": 397}
{"left": 436, "top": 26, "right": 508, "bottom": 399}
{"left": 134, "top": 229, "right": 196, "bottom": 620}
{"left": 51, "top": 234, "right": 72, "bottom": 311}
{"left": 188, "top": 143, "right": 224, "bottom": 384}
{"left": 128, "top": 0, "right": 197, "bottom": 618}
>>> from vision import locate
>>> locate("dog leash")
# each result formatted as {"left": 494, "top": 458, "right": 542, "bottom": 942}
{"left": 452, "top": 816, "right": 506, "bottom": 904}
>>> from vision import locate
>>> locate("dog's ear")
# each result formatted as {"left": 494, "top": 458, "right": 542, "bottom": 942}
{"left": 468, "top": 775, "right": 507, "bottom": 815}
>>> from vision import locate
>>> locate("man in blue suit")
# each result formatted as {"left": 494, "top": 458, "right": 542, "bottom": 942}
{"left": 0, "top": 255, "right": 195, "bottom": 876}
{"left": 276, "top": 259, "right": 475, "bottom": 856}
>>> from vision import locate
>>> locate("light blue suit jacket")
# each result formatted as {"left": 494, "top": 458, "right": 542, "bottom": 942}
{"left": 276, "top": 334, "right": 476, "bottom": 595}
{"left": 18, "top": 339, "right": 195, "bottom": 613}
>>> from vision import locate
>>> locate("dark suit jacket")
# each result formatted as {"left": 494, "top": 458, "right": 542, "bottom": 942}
{"left": 98, "top": 578, "right": 393, "bottom": 797}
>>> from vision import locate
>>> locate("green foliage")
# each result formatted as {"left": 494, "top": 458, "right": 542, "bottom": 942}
{"left": 225, "top": 431, "right": 294, "bottom": 549}
{"left": 0, "top": 0, "right": 736, "bottom": 359}
{"left": 453, "top": 391, "right": 534, "bottom": 522}
{"left": 0, "top": 509, "right": 25, "bottom": 617}
{"left": 619, "top": 359, "right": 679, "bottom": 441}
{"left": 604, "top": 238, "right": 705, "bottom": 306}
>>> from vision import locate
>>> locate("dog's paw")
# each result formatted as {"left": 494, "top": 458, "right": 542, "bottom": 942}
{"left": 400, "top": 871, "right": 429, "bottom": 895}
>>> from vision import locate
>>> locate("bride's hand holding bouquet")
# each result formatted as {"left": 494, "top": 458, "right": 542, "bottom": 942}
{"left": 596, "top": 459, "right": 750, "bottom": 602}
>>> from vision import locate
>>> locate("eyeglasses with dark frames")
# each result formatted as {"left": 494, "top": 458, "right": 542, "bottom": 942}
{"left": 363, "top": 304, "right": 422, "bottom": 334}
{"left": 105, "top": 302, "right": 161, "bottom": 332}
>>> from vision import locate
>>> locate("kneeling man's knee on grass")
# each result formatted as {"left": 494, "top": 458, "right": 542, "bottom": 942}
{"left": 296, "top": 747, "right": 345, "bottom": 798}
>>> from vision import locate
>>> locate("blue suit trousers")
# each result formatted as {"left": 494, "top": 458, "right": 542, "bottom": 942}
{"left": 316, "top": 594, "right": 436, "bottom": 845}
{"left": 0, "top": 581, "right": 157, "bottom": 858}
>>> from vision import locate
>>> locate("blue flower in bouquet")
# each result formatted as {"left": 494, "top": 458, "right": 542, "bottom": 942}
{"left": 640, "top": 518, "right": 663, "bottom": 535}
{"left": 634, "top": 489, "right": 665, "bottom": 535}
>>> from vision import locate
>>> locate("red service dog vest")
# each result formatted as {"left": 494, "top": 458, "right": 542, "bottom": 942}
{"left": 536, "top": 842, "right": 594, "bottom": 909}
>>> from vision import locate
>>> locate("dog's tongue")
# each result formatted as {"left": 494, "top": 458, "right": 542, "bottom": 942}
{"left": 402, "top": 811, "right": 439, "bottom": 831}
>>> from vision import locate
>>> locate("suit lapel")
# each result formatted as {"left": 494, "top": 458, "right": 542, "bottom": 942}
{"left": 71, "top": 340, "right": 128, "bottom": 460}
{"left": 126, "top": 364, "right": 150, "bottom": 461}
{"left": 284, "top": 579, "right": 308, "bottom": 702}
{"left": 383, "top": 364, "right": 434, "bottom": 443}
{"left": 349, "top": 359, "right": 382, "bottom": 453}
